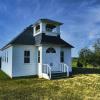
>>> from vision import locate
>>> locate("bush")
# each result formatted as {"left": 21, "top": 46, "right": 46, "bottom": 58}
{"left": 77, "top": 60, "right": 83, "bottom": 68}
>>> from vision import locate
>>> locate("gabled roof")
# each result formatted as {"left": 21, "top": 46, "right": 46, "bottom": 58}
{"left": 1, "top": 25, "right": 73, "bottom": 50}
{"left": 1, "top": 25, "right": 35, "bottom": 50}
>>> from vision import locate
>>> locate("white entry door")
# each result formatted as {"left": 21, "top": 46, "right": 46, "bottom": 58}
{"left": 46, "top": 53, "right": 58, "bottom": 71}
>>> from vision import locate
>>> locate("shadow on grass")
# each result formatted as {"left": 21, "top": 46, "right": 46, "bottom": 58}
{"left": 72, "top": 67, "right": 100, "bottom": 75}
{"left": 13, "top": 75, "right": 38, "bottom": 80}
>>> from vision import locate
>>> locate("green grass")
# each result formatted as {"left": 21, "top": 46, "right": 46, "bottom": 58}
{"left": 0, "top": 69, "right": 100, "bottom": 100}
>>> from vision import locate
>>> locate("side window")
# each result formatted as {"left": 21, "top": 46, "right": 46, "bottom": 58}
{"left": 60, "top": 51, "right": 64, "bottom": 63}
{"left": 5, "top": 52, "right": 6, "bottom": 62}
{"left": 38, "top": 50, "right": 40, "bottom": 63}
{"left": 35, "top": 24, "right": 40, "bottom": 33}
{"left": 1, "top": 56, "right": 3, "bottom": 62}
{"left": 2, "top": 55, "right": 5, "bottom": 62}
{"left": 7, "top": 51, "right": 8, "bottom": 63}
{"left": 2, "top": 55, "right": 4, "bottom": 62}
{"left": 24, "top": 51, "right": 30, "bottom": 63}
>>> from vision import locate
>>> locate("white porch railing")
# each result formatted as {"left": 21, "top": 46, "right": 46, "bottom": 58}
{"left": 42, "top": 64, "right": 51, "bottom": 79}
{"left": 60, "top": 63, "right": 69, "bottom": 77}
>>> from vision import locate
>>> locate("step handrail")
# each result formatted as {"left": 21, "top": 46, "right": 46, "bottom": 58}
{"left": 42, "top": 64, "right": 51, "bottom": 79}
{"left": 60, "top": 63, "right": 69, "bottom": 77}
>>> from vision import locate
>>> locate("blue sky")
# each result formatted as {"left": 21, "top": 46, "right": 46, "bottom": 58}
{"left": 0, "top": 0, "right": 100, "bottom": 57}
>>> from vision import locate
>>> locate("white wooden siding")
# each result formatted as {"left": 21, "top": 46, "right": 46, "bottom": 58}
{"left": 12, "top": 45, "right": 38, "bottom": 77}
{"left": 1, "top": 46, "right": 13, "bottom": 77}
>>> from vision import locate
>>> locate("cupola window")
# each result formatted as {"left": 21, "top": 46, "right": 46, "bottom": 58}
{"left": 35, "top": 24, "right": 40, "bottom": 33}
{"left": 46, "top": 24, "right": 56, "bottom": 32}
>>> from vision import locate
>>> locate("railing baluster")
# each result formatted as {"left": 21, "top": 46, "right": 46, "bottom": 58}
{"left": 60, "top": 63, "right": 69, "bottom": 77}
{"left": 47, "top": 65, "right": 48, "bottom": 74}
{"left": 63, "top": 64, "right": 64, "bottom": 72}
{"left": 61, "top": 63, "right": 62, "bottom": 72}
{"left": 42, "top": 64, "right": 51, "bottom": 80}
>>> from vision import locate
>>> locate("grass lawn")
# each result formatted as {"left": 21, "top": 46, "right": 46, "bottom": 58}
{"left": 0, "top": 69, "right": 100, "bottom": 100}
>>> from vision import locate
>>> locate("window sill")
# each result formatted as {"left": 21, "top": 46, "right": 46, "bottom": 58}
{"left": 23, "top": 63, "right": 32, "bottom": 65}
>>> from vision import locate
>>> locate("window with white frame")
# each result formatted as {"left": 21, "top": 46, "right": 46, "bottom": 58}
{"left": 60, "top": 51, "right": 64, "bottom": 63}
{"left": 7, "top": 51, "right": 8, "bottom": 63}
{"left": 24, "top": 51, "right": 30, "bottom": 63}
{"left": 2, "top": 55, "right": 4, "bottom": 62}
{"left": 1, "top": 56, "right": 4, "bottom": 62}
{"left": 35, "top": 24, "right": 40, "bottom": 33}
{"left": 5, "top": 52, "right": 6, "bottom": 62}
{"left": 46, "top": 24, "right": 57, "bottom": 33}
{"left": 38, "top": 50, "right": 40, "bottom": 63}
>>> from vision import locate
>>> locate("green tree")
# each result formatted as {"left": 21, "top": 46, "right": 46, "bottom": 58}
{"left": 79, "top": 48, "right": 93, "bottom": 67}
{"left": 93, "top": 38, "right": 100, "bottom": 66}
{"left": 94, "top": 38, "right": 100, "bottom": 54}
{"left": 79, "top": 38, "right": 100, "bottom": 67}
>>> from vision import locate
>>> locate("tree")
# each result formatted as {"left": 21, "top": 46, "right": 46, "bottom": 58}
{"left": 79, "top": 48, "right": 93, "bottom": 67}
{"left": 93, "top": 38, "right": 100, "bottom": 66}
{"left": 78, "top": 38, "right": 100, "bottom": 67}
{"left": 94, "top": 38, "right": 100, "bottom": 54}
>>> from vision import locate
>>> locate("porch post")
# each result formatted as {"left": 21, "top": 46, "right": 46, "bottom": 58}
{"left": 38, "top": 46, "right": 43, "bottom": 78}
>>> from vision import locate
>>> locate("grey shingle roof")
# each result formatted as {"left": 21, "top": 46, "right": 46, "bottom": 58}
{"left": 34, "top": 19, "right": 63, "bottom": 26}
{"left": 1, "top": 25, "right": 73, "bottom": 50}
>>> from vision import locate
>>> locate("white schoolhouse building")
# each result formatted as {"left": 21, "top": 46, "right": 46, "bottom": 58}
{"left": 1, "top": 19, "right": 73, "bottom": 79}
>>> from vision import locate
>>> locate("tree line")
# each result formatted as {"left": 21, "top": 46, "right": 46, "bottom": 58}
{"left": 77, "top": 38, "right": 100, "bottom": 68}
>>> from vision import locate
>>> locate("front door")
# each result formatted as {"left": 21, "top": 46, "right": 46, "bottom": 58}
{"left": 46, "top": 53, "right": 57, "bottom": 71}
{"left": 46, "top": 47, "right": 60, "bottom": 71}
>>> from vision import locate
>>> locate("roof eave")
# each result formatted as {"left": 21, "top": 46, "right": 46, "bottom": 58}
{"left": 1, "top": 44, "right": 12, "bottom": 51}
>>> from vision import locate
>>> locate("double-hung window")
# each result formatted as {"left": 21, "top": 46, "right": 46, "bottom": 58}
{"left": 60, "top": 51, "right": 64, "bottom": 63}
{"left": 38, "top": 50, "right": 40, "bottom": 63}
{"left": 7, "top": 51, "right": 8, "bottom": 63}
{"left": 24, "top": 51, "right": 30, "bottom": 63}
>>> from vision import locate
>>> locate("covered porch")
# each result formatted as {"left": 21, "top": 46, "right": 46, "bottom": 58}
{"left": 37, "top": 45, "right": 72, "bottom": 79}
{"left": 37, "top": 45, "right": 72, "bottom": 80}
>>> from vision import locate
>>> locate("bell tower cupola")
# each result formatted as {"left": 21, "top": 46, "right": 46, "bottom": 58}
{"left": 33, "top": 19, "right": 63, "bottom": 36}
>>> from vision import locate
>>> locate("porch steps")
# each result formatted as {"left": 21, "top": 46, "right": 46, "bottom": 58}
{"left": 51, "top": 72, "right": 67, "bottom": 79}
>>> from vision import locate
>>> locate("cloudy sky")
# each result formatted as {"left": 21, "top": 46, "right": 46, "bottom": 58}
{"left": 0, "top": 0, "right": 100, "bottom": 57}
